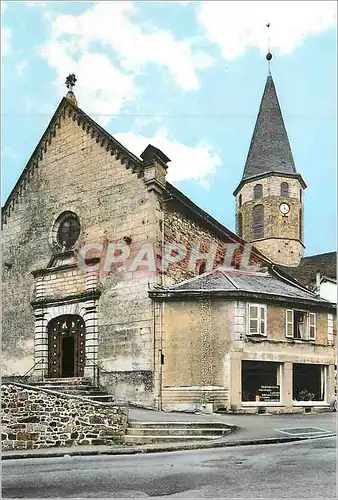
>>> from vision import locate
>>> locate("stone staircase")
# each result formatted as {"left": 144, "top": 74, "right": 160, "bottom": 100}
{"left": 32, "top": 377, "right": 114, "bottom": 403}
{"left": 123, "top": 421, "right": 234, "bottom": 445}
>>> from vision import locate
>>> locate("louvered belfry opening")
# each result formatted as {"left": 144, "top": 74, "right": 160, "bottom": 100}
{"left": 281, "top": 182, "right": 289, "bottom": 197}
{"left": 252, "top": 205, "right": 264, "bottom": 240}
{"left": 48, "top": 315, "right": 86, "bottom": 378}
{"left": 253, "top": 184, "right": 263, "bottom": 199}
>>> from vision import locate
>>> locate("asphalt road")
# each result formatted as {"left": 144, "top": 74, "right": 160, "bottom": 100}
{"left": 2, "top": 437, "right": 336, "bottom": 499}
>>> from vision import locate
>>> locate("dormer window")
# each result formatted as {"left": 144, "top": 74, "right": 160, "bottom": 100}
{"left": 253, "top": 184, "right": 263, "bottom": 199}
{"left": 281, "top": 182, "right": 289, "bottom": 197}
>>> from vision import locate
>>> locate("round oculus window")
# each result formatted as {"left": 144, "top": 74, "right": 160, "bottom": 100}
{"left": 56, "top": 213, "right": 81, "bottom": 249}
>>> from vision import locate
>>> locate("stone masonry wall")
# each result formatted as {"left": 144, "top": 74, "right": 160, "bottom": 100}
{"left": 163, "top": 201, "right": 263, "bottom": 285}
{"left": 2, "top": 102, "right": 159, "bottom": 404}
{"left": 1, "top": 384, "right": 128, "bottom": 450}
{"left": 236, "top": 176, "right": 304, "bottom": 266}
{"left": 161, "top": 299, "right": 233, "bottom": 411}
{"left": 36, "top": 268, "right": 85, "bottom": 300}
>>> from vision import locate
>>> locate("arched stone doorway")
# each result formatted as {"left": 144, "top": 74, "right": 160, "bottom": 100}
{"left": 48, "top": 315, "right": 86, "bottom": 378}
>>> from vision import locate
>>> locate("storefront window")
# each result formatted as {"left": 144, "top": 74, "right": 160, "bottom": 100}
{"left": 293, "top": 364, "right": 326, "bottom": 402}
{"left": 242, "top": 361, "right": 281, "bottom": 403}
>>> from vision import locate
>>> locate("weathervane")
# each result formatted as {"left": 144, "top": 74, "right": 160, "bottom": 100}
{"left": 266, "top": 23, "right": 272, "bottom": 75}
{"left": 65, "top": 74, "right": 77, "bottom": 92}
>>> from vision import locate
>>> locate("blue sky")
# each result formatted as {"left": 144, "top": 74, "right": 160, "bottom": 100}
{"left": 2, "top": 1, "right": 336, "bottom": 256}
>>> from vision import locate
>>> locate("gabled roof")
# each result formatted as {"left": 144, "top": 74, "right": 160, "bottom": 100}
{"left": 280, "top": 252, "right": 337, "bottom": 288}
{"left": 2, "top": 96, "right": 142, "bottom": 223}
{"left": 149, "top": 266, "right": 335, "bottom": 309}
{"left": 234, "top": 75, "right": 306, "bottom": 194}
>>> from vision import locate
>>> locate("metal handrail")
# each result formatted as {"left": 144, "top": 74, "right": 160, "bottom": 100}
{"left": 85, "top": 357, "right": 109, "bottom": 388}
{"left": 18, "top": 359, "right": 43, "bottom": 382}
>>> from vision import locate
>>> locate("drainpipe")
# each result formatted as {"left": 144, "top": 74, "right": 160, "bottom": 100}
{"left": 157, "top": 196, "right": 171, "bottom": 411}
{"left": 158, "top": 202, "right": 165, "bottom": 410}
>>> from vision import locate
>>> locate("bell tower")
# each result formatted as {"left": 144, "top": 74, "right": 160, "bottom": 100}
{"left": 234, "top": 66, "right": 306, "bottom": 267}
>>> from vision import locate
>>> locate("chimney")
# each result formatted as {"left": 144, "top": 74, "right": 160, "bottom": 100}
{"left": 140, "top": 144, "right": 170, "bottom": 194}
{"left": 315, "top": 270, "right": 321, "bottom": 292}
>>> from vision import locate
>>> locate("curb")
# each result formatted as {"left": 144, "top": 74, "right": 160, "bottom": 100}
{"left": 2, "top": 433, "right": 335, "bottom": 460}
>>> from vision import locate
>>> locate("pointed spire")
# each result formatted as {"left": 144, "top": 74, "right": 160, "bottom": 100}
{"left": 241, "top": 75, "right": 296, "bottom": 182}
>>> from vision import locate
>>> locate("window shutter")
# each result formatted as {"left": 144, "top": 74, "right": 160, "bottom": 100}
{"left": 260, "top": 306, "right": 267, "bottom": 336}
{"left": 248, "top": 305, "right": 267, "bottom": 336}
{"left": 248, "top": 305, "right": 258, "bottom": 334}
{"left": 309, "top": 313, "right": 316, "bottom": 340}
{"left": 285, "top": 310, "right": 293, "bottom": 338}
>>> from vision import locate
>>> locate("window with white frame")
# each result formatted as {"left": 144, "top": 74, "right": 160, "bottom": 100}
{"left": 248, "top": 304, "right": 267, "bottom": 336}
{"left": 285, "top": 310, "right": 316, "bottom": 340}
{"left": 293, "top": 364, "right": 326, "bottom": 402}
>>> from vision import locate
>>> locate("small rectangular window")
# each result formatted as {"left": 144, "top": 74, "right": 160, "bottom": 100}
{"left": 285, "top": 310, "right": 314, "bottom": 340}
{"left": 248, "top": 304, "right": 267, "bottom": 336}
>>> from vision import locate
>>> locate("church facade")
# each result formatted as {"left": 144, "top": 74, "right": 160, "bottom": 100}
{"left": 2, "top": 74, "right": 336, "bottom": 413}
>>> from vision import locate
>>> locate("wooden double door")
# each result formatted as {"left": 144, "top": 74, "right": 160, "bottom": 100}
{"left": 48, "top": 315, "right": 85, "bottom": 378}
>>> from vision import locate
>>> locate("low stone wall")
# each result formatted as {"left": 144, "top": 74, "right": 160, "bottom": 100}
{"left": 1, "top": 383, "right": 128, "bottom": 450}
{"left": 162, "top": 387, "right": 229, "bottom": 413}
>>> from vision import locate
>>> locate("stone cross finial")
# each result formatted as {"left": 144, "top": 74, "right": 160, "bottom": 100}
{"left": 65, "top": 74, "right": 77, "bottom": 92}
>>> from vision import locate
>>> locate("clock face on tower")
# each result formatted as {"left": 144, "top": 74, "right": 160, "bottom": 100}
{"left": 279, "top": 203, "right": 290, "bottom": 215}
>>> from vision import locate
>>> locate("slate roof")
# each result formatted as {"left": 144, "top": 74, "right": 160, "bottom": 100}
{"left": 280, "top": 252, "right": 337, "bottom": 288}
{"left": 150, "top": 267, "right": 335, "bottom": 308}
{"left": 239, "top": 76, "right": 298, "bottom": 185}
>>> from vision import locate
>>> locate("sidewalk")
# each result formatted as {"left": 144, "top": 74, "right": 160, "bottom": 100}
{"left": 2, "top": 408, "right": 336, "bottom": 460}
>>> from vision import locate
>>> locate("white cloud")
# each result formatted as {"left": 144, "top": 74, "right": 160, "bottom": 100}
{"left": 48, "top": 1, "right": 213, "bottom": 91}
{"left": 40, "top": 41, "right": 137, "bottom": 126}
{"left": 1, "top": 26, "right": 11, "bottom": 56}
{"left": 114, "top": 129, "right": 221, "bottom": 185}
{"left": 134, "top": 115, "right": 163, "bottom": 129}
{"left": 197, "top": 1, "right": 337, "bottom": 59}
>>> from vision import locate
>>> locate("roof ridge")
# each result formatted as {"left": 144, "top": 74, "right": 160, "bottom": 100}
{"left": 167, "top": 267, "right": 224, "bottom": 290}
{"left": 2, "top": 97, "right": 143, "bottom": 224}
{"left": 219, "top": 269, "right": 239, "bottom": 289}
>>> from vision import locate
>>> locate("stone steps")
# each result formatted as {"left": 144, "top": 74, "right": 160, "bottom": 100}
{"left": 129, "top": 421, "right": 231, "bottom": 429}
{"left": 126, "top": 427, "right": 229, "bottom": 437}
{"left": 123, "top": 421, "right": 234, "bottom": 445}
{"left": 124, "top": 435, "right": 218, "bottom": 445}
{"left": 32, "top": 379, "right": 114, "bottom": 403}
